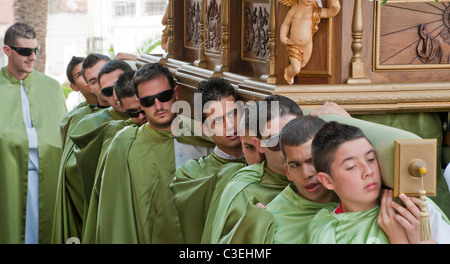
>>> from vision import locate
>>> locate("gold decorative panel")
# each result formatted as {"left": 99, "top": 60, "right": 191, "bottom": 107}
{"left": 374, "top": 0, "right": 450, "bottom": 70}
{"left": 185, "top": 0, "right": 202, "bottom": 49}
{"left": 242, "top": 0, "right": 270, "bottom": 62}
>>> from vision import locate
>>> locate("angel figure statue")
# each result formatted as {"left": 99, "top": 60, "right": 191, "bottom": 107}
{"left": 279, "top": 0, "right": 341, "bottom": 84}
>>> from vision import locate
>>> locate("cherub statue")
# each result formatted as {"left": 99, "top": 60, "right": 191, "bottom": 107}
{"left": 279, "top": 0, "right": 341, "bottom": 84}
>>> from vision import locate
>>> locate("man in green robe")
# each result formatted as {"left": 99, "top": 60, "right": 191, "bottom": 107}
{"left": 59, "top": 56, "right": 98, "bottom": 152}
{"left": 170, "top": 77, "right": 247, "bottom": 243}
{"left": 81, "top": 70, "right": 147, "bottom": 244}
{"left": 0, "top": 23, "right": 67, "bottom": 244}
{"left": 266, "top": 116, "right": 339, "bottom": 244}
{"left": 51, "top": 58, "right": 134, "bottom": 244}
{"left": 96, "top": 63, "right": 215, "bottom": 244}
{"left": 203, "top": 95, "right": 303, "bottom": 244}
{"left": 304, "top": 120, "right": 450, "bottom": 244}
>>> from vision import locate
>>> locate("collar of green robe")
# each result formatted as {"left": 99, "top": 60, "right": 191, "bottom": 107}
{"left": 1, "top": 67, "right": 37, "bottom": 85}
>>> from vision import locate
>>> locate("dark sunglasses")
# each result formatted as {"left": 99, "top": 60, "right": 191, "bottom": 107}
{"left": 139, "top": 89, "right": 174, "bottom": 108}
{"left": 8, "top": 45, "right": 40, "bottom": 56}
{"left": 260, "top": 134, "right": 281, "bottom": 152}
{"left": 100, "top": 86, "right": 114, "bottom": 97}
{"left": 124, "top": 109, "right": 145, "bottom": 118}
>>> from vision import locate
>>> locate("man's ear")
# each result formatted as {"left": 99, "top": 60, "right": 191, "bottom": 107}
{"left": 317, "top": 172, "right": 334, "bottom": 191}
{"left": 252, "top": 137, "right": 265, "bottom": 154}
{"left": 3, "top": 45, "right": 11, "bottom": 56}
{"left": 201, "top": 120, "right": 212, "bottom": 137}
{"left": 285, "top": 163, "right": 293, "bottom": 182}
{"left": 136, "top": 97, "right": 144, "bottom": 110}
{"left": 69, "top": 83, "right": 79, "bottom": 92}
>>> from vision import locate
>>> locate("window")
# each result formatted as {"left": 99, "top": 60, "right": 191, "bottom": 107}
{"left": 143, "top": 0, "right": 167, "bottom": 16}
{"left": 114, "top": 0, "right": 136, "bottom": 17}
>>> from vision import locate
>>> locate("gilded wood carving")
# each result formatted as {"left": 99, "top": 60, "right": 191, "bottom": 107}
{"left": 374, "top": 1, "right": 450, "bottom": 70}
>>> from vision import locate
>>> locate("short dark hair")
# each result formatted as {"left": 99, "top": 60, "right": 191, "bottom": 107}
{"left": 97, "top": 60, "right": 133, "bottom": 86}
{"left": 114, "top": 70, "right": 136, "bottom": 103}
{"left": 81, "top": 53, "right": 111, "bottom": 82}
{"left": 249, "top": 94, "right": 303, "bottom": 139}
{"left": 312, "top": 121, "right": 368, "bottom": 176}
{"left": 280, "top": 116, "right": 326, "bottom": 157}
{"left": 4, "top": 22, "right": 36, "bottom": 46}
{"left": 196, "top": 77, "right": 240, "bottom": 122}
{"left": 66, "top": 56, "right": 85, "bottom": 84}
{"left": 133, "top": 63, "right": 175, "bottom": 98}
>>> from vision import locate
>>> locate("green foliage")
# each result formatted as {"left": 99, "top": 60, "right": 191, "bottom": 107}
{"left": 62, "top": 85, "right": 72, "bottom": 99}
{"left": 136, "top": 34, "right": 162, "bottom": 56}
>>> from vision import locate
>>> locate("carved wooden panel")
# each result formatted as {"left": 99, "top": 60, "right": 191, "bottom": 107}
{"left": 242, "top": 0, "right": 270, "bottom": 62}
{"left": 374, "top": 0, "right": 450, "bottom": 70}
{"left": 185, "top": 0, "right": 202, "bottom": 49}
{"left": 205, "top": 0, "right": 222, "bottom": 54}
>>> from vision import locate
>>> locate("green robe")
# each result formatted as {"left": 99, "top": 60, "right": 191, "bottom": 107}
{"left": 51, "top": 107, "right": 128, "bottom": 244}
{"left": 59, "top": 102, "right": 93, "bottom": 152}
{"left": 302, "top": 206, "right": 389, "bottom": 244}
{"left": 0, "top": 68, "right": 67, "bottom": 243}
{"left": 204, "top": 161, "right": 290, "bottom": 244}
{"left": 170, "top": 153, "right": 246, "bottom": 243}
{"left": 71, "top": 107, "right": 128, "bottom": 205}
{"left": 96, "top": 120, "right": 215, "bottom": 244}
{"left": 81, "top": 119, "right": 135, "bottom": 244}
{"left": 266, "top": 184, "right": 338, "bottom": 244}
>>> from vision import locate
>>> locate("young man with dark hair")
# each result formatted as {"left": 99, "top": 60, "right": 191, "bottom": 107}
{"left": 81, "top": 53, "right": 111, "bottom": 108}
{"left": 52, "top": 59, "right": 134, "bottom": 244}
{"left": 170, "top": 77, "right": 247, "bottom": 243}
{"left": 0, "top": 22, "right": 67, "bottom": 244}
{"left": 203, "top": 94, "right": 303, "bottom": 244}
{"left": 304, "top": 121, "right": 450, "bottom": 244}
{"left": 95, "top": 63, "right": 215, "bottom": 243}
{"left": 265, "top": 116, "right": 339, "bottom": 244}
{"left": 81, "top": 70, "right": 147, "bottom": 244}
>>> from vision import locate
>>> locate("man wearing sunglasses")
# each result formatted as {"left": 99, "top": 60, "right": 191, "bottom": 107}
{"left": 205, "top": 95, "right": 303, "bottom": 244}
{"left": 82, "top": 70, "right": 147, "bottom": 244}
{"left": 0, "top": 22, "right": 67, "bottom": 244}
{"left": 52, "top": 59, "right": 133, "bottom": 244}
{"left": 95, "top": 63, "right": 215, "bottom": 244}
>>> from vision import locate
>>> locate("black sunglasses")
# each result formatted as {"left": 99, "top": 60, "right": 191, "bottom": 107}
{"left": 100, "top": 86, "right": 114, "bottom": 97}
{"left": 8, "top": 45, "right": 40, "bottom": 56}
{"left": 260, "top": 134, "right": 281, "bottom": 152}
{"left": 139, "top": 89, "right": 174, "bottom": 108}
{"left": 124, "top": 109, "right": 145, "bottom": 118}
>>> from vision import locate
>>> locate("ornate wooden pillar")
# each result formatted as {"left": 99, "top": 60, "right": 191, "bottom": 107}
{"left": 347, "top": 0, "right": 371, "bottom": 84}
{"left": 164, "top": 0, "right": 174, "bottom": 59}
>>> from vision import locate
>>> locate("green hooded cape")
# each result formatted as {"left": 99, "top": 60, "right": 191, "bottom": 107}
{"left": 266, "top": 184, "right": 338, "bottom": 244}
{"left": 96, "top": 119, "right": 215, "bottom": 243}
{"left": 203, "top": 161, "right": 290, "bottom": 244}
{"left": 170, "top": 153, "right": 246, "bottom": 243}
{"left": 51, "top": 107, "right": 128, "bottom": 244}
{"left": 0, "top": 68, "right": 67, "bottom": 243}
{"left": 302, "top": 206, "right": 389, "bottom": 244}
{"left": 81, "top": 119, "right": 135, "bottom": 244}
